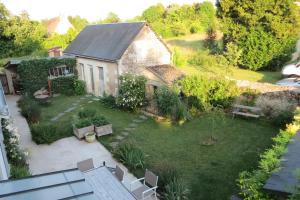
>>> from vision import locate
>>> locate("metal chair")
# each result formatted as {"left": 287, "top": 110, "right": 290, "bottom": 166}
{"left": 114, "top": 165, "right": 124, "bottom": 182}
{"left": 130, "top": 169, "right": 158, "bottom": 200}
{"left": 77, "top": 158, "right": 94, "bottom": 172}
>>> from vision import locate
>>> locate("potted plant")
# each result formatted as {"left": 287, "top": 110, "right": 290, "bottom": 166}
{"left": 73, "top": 118, "right": 94, "bottom": 139}
{"left": 85, "top": 132, "right": 96, "bottom": 143}
{"left": 91, "top": 115, "right": 113, "bottom": 137}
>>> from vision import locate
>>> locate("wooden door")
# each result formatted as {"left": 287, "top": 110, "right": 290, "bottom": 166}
{"left": 98, "top": 67, "right": 104, "bottom": 96}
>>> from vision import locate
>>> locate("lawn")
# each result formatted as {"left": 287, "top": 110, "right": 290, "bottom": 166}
{"left": 165, "top": 34, "right": 282, "bottom": 84}
{"left": 39, "top": 95, "right": 279, "bottom": 200}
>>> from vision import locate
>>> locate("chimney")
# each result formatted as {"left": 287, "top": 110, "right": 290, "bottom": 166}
{"left": 48, "top": 46, "right": 62, "bottom": 57}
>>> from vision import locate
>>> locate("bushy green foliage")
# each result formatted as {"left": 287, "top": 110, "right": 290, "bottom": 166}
{"left": 91, "top": 115, "right": 109, "bottom": 127}
{"left": 73, "top": 79, "right": 86, "bottom": 95}
{"left": 52, "top": 76, "right": 76, "bottom": 95}
{"left": 237, "top": 108, "right": 300, "bottom": 199}
{"left": 17, "top": 58, "right": 76, "bottom": 95}
{"left": 116, "top": 74, "right": 147, "bottom": 111}
{"left": 179, "top": 75, "right": 239, "bottom": 110}
{"left": 155, "top": 86, "right": 179, "bottom": 116}
{"left": 74, "top": 118, "right": 92, "bottom": 129}
{"left": 164, "top": 178, "right": 190, "bottom": 200}
{"left": 78, "top": 108, "right": 96, "bottom": 119}
{"left": 30, "top": 123, "right": 58, "bottom": 144}
{"left": 52, "top": 76, "right": 86, "bottom": 96}
{"left": 142, "top": 2, "right": 217, "bottom": 38}
{"left": 114, "top": 143, "right": 145, "bottom": 170}
{"left": 100, "top": 93, "right": 117, "bottom": 108}
{"left": 217, "top": 0, "right": 299, "bottom": 70}
{"left": 173, "top": 47, "right": 187, "bottom": 67}
{"left": 155, "top": 86, "right": 189, "bottom": 122}
{"left": 224, "top": 42, "right": 242, "bottom": 67}
{"left": 0, "top": 6, "right": 46, "bottom": 58}
{"left": 10, "top": 164, "right": 31, "bottom": 179}
{"left": 18, "top": 96, "right": 41, "bottom": 123}
{"left": 2, "top": 119, "right": 30, "bottom": 178}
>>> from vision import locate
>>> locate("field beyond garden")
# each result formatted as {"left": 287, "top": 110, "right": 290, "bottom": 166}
{"left": 38, "top": 95, "right": 278, "bottom": 199}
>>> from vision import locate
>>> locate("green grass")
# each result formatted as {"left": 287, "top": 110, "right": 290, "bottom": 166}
{"left": 39, "top": 95, "right": 278, "bottom": 199}
{"left": 124, "top": 115, "right": 278, "bottom": 199}
{"left": 39, "top": 95, "right": 138, "bottom": 142}
{"left": 165, "top": 34, "right": 281, "bottom": 84}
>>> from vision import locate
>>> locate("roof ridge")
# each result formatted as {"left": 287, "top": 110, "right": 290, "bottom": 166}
{"left": 87, "top": 21, "right": 146, "bottom": 27}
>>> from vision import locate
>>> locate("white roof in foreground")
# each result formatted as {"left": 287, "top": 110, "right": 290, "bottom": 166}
{"left": 0, "top": 167, "right": 136, "bottom": 200}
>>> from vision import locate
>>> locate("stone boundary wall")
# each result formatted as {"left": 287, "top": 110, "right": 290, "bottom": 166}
{"left": 236, "top": 80, "right": 300, "bottom": 104}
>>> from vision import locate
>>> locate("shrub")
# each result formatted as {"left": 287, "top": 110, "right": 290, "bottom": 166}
{"left": 30, "top": 123, "right": 58, "bottom": 144}
{"left": 18, "top": 96, "right": 41, "bottom": 123}
{"left": 100, "top": 93, "right": 117, "bottom": 108}
{"left": 114, "top": 143, "right": 145, "bottom": 170}
{"left": 92, "top": 115, "right": 109, "bottom": 127}
{"left": 235, "top": 88, "right": 260, "bottom": 106}
{"left": 18, "top": 58, "right": 76, "bottom": 94}
{"left": 155, "top": 86, "right": 179, "bottom": 116}
{"left": 237, "top": 108, "right": 300, "bottom": 199}
{"left": 74, "top": 79, "right": 86, "bottom": 95}
{"left": 116, "top": 74, "right": 147, "bottom": 111}
{"left": 163, "top": 178, "right": 190, "bottom": 200}
{"left": 255, "top": 95, "right": 296, "bottom": 127}
{"left": 78, "top": 108, "right": 96, "bottom": 119}
{"left": 173, "top": 48, "right": 187, "bottom": 67}
{"left": 74, "top": 118, "right": 92, "bottom": 129}
{"left": 2, "top": 120, "right": 27, "bottom": 166}
{"left": 155, "top": 86, "right": 189, "bottom": 122}
{"left": 52, "top": 76, "right": 76, "bottom": 95}
{"left": 179, "top": 75, "right": 239, "bottom": 111}
{"left": 224, "top": 42, "right": 242, "bottom": 67}
{"left": 10, "top": 164, "right": 30, "bottom": 179}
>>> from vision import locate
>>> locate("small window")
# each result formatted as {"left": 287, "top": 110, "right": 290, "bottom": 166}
{"left": 48, "top": 65, "right": 74, "bottom": 79}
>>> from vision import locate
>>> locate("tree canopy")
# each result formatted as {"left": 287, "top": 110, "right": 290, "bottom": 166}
{"left": 141, "top": 2, "right": 217, "bottom": 38}
{"left": 217, "top": 0, "right": 300, "bottom": 70}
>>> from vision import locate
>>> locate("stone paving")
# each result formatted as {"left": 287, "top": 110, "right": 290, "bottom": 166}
{"left": 5, "top": 95, "right": 142, "bottom": 191}
{"left": 50, "top": 95, "right": 99, "bottom": 122}
{"left": 109, "top": 115, "right": 148, "bottom": 148}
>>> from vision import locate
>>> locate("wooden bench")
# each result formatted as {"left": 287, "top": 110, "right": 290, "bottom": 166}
{"left": 232, "top": 104, "right": 262, "bottom": 118}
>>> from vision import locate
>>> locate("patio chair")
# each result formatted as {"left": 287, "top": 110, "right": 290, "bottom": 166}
{"left": 77, "top": 158, "right": 94, "bottom": 172}
{"left": 130, "top": 169, "right": 158, "bottom": 200}
{"left": 114, "top": 165, "right": 124, "bottom": 182}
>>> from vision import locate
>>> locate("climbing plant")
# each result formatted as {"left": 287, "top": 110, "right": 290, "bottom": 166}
{"left": 17, "top": 58, "right": 76, "bottom": 94}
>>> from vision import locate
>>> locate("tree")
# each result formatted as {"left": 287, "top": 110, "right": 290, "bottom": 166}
{"left": 218, "top": 0, "right": 300, "bottom": 70}
{"left": 68, "top": 16, "right": 88, "bottom": 31}
{"left": 102, "top": 12, "right": 120, "bottom": 23}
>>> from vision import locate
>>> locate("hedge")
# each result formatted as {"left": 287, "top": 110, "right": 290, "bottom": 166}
{"left": 17, "top": 58, "right": 76, "bottom": 94}
{"left": 237, "top": 108, "right": 300, "bottom": 199}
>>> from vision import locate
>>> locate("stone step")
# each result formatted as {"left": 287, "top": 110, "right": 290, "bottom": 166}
{"left": 139, "top": 115, "right": 148, "bottom": 120}
{"left": 115, "top": 135, "right": 124, "bottom": 140}
{"left": 109, "top": 142, "right": 119, "bottom": 149}
{"left": 128, "top": 123, "right": 138, "bottom": 128}
{"left": 121, "top": 132, "right": 129, "bottom": 136}
{"left": 124, "top": 127, "right": 135, "bottom": 132}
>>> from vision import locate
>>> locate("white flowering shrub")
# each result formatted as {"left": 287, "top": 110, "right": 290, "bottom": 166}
{"left": 2, "top": 119, "right": 28, "bottom": 167}
{"left": 117, "top": 74, "right": 147, "bottom": 111}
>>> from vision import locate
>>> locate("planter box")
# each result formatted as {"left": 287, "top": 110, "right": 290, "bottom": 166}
{"left": 95, "top": 124, "right": 113, "bottom": 137}
{"left": 73, "top": 125, "right": 94, "bottom": 139}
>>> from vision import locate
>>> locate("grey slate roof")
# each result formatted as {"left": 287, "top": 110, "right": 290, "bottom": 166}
{"left": 0, "top": 168, "right": 97, "bottom": 200}
{"left": 264, "top": 131, "right": 300, "bottom": 196}
{"left": 64, "top": 22, "right": 146, "bottom": 62}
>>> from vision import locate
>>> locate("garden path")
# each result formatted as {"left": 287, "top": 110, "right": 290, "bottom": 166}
{"left": 109, "top": 115, "right": 148, "bottom": 148}
{"left": 5, "top": 95, "right": 142, "bottom": 190}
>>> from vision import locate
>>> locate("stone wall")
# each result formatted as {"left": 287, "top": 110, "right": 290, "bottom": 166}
{"left": 236, "top": 80, "right": 300, "bottom": 104}
{"left": 118, "top": 25, "right": 171, "bottom": 74}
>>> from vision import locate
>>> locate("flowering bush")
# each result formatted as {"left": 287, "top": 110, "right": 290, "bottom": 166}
{"left": 2, "top": 119, "right": 30, "bottom": 178}
{"left": 117, "top": 74, "right": 147, "bottom": 111}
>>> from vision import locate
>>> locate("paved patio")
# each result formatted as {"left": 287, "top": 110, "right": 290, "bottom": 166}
{"left": 5, "top": 95, "right": 139, "bottom": 189}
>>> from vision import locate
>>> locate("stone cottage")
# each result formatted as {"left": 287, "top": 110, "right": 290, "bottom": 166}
{"left": 63, "top": 22, "right": 183, "bottom": 97}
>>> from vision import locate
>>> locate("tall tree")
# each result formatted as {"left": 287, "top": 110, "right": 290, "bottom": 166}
{"left": 218, "top": 0, "right": 300, "bottom": 70}
{"left": 68, "top": 15, "right": 89, "bottom": 31}
{"left": 102, "top": 12, "right": 120, "bottom": 23}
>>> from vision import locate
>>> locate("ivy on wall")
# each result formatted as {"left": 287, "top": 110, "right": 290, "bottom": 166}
{"left": 17, "top": 58, "right": 76, "bottom": 94}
